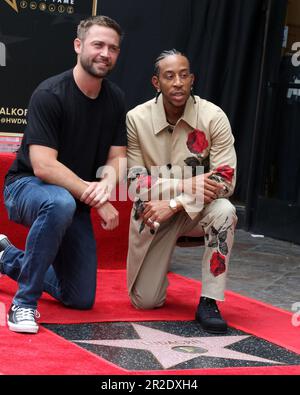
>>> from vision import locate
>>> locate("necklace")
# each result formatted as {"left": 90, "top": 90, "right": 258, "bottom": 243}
{"left": 167, "top": 125, "right": 174, "bottom": 133}
{"left": 166, "top": 119, "right": 175, "bottom": 133}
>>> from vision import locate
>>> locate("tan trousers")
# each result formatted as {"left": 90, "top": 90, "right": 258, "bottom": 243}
{"left": 128, "top": 198, "right": 238, "bottom": 309}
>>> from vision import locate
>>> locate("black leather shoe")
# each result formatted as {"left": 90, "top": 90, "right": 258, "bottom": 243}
{"left": 195, "top": 296, "right": 228, "bottom": 334}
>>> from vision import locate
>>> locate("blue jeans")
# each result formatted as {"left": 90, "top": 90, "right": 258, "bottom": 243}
{"left": 1, "top": 176, "right": 97, "bottom": 310}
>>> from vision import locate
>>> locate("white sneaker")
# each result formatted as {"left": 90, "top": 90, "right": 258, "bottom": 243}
{"left": 7, "top": 304, "right": 40, "bottom": 334}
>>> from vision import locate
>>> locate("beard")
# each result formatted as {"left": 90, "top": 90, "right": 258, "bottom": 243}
{"left": 79, "top": 55, "right": 112, "bottom": 79}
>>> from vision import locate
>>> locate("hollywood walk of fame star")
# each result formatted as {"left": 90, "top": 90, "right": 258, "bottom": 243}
{"left": 73, "top": 323, "right": 282, "bottom": 369}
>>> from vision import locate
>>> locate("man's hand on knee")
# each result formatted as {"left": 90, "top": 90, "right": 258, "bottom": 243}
{"left": 97, "top": 202, "right": 119, "bottom": 230}
{"left": 80, "top": 180, "right": 113, "bottom": 208}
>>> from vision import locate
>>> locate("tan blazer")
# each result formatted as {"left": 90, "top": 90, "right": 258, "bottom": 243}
{"left": 126, "top": 94, "right": 237, "bottom": 292}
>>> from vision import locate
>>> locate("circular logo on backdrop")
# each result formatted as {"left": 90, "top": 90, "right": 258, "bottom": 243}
{"left": 29, "top": 1, "right": 37, "bottom": 10}
{"left": 39, "top": 2, "right": 46, "bottom": 11}
{"left": 3, "top": 0, "right": 80, "bottom": 14}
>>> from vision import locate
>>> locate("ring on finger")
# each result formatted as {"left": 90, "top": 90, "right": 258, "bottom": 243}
{"left": 153, "top": 221, "right": 160, "bottom": 229}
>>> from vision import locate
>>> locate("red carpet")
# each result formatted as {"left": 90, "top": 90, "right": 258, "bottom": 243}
{"left": 1, "top": 270, "right": 300, "bottom": 375}
{"left": 1, "top": 154, "right": 300, "bottom": 375}
{"left": 91, "top": 203, "right": 131, "bottom": 269}
{"left": 0, "top": 326, "right": 124, "bottom": 375}
{"left": 1, "top": 270, "right": 200, "bottom": 323}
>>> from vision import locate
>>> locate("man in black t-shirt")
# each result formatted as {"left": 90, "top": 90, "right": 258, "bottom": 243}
{"left": 0, "top": 16, "right": 127, "bottom": 334}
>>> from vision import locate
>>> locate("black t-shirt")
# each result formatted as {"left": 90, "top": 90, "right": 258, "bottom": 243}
{"left": 5, "top": 69, "right": 127, "bottom": 208}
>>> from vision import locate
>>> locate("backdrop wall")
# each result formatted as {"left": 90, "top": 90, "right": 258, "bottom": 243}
{"left": 0, "top": 0, "right": 95, "bottom": 131}
{"left": 0, "top": 0, "right": 287, "bottom": 206}
{"left": 101, "top": 0, "right": 285, "bottom": 203}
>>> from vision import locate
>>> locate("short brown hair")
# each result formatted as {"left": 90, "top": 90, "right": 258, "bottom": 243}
{"left": 77, "top": 15, "right": 123, "bottom": 42}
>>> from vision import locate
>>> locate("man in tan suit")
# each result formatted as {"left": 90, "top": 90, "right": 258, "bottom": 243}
{"left": 126, "top": 49, "right": 237, "bottom": 334}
